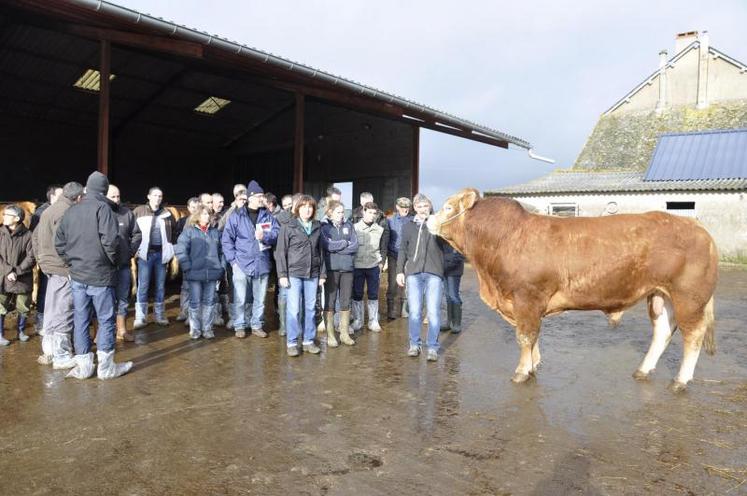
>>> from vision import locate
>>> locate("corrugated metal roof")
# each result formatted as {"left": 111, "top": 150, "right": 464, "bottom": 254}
{"left": 645, "top": 128, "right": 747, "bottom": 181}
{"left": 487, "top": 171, "right": 747, "bottom": 196}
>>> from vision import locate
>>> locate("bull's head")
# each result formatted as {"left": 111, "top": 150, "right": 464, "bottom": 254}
{"left": 427, "top": 188, "right": 480, "bottom": 252}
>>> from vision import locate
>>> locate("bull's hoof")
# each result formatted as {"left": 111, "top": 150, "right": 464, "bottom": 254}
{"left": 632, "top": 370, "right": 651, "bottom": 382}
{"left": 669, "top": 381, "right": 688, "bottom": 393}
{"left": 511, "top": 372, "right": 532, "bottom": 384}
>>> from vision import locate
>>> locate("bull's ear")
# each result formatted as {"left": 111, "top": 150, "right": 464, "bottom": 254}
{"left": 460, "top": 188, "right": 480, "bottom": 210}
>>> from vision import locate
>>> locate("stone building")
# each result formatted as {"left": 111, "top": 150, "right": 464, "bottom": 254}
{"left": 488, "top": 32, "right": 747, "bottom": 262}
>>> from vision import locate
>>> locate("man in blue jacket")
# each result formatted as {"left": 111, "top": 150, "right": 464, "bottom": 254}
{"left": 386, "top": 197, "right": 412, "bottom": 320}
{"left": 222, "top": 180, "right": 279, "bottom": 338}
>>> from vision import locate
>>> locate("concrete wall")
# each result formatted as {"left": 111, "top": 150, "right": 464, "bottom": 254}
{"left": 504, "top": 191, "right": 747, "bottom": 261}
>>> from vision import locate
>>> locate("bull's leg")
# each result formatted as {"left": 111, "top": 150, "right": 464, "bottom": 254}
{"left": 531, "top": 339, "right": 541, "bottom": 373}
{"left": 512, "top": 318, "right": 541, "bottom": 383}
{"left": 671, "top": 327, "right": 706, "bottom": 392}
{"left": 634, "top": 294, "right": 675, "bottom": 381}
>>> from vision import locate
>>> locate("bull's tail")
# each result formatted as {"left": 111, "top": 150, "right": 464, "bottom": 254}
{"left": 702, "top": 295, "right": 716, "bottom": 356}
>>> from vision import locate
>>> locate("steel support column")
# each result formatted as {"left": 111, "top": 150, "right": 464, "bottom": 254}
{"left": 293, "top": 92, "right": 305, "bottom": 193}
{"left": 411, "top": 126, "right": 420, "bottom": 195}
{"left": 97, "top": 39, "right": 111, "bottom": 176}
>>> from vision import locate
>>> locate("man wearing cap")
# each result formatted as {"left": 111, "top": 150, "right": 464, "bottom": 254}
{"left": 386, "top": 197, "right": 413, "bottom": 320}
{"left": 54, "top": 171, "right": 132, "bottom": 379}
{"left": 0, "top": 204, "right": 35, "bottom": 346}
{"left": 222, "top": 180, "right": 279, "bottom": 338}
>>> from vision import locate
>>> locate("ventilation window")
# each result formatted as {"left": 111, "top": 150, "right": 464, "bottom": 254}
{"left": 666, "top": 201, "right": 696, "bottom": 218}
{"left": 73, "top": 69, "right": 116, "bottom": 92}
{"left": 549, "top": 203, "right": 577, "bottom": 217}
{"left": 194, "top": 97, "right": 231, "bottom": 115}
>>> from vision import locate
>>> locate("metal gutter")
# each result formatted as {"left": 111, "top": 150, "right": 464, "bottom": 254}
{"left": 64, "top": 0, "right": 532, "bottom": 150}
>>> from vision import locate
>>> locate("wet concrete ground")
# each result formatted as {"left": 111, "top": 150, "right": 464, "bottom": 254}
{"left": 1, "top": 266, "right": 745, "bottom": 495}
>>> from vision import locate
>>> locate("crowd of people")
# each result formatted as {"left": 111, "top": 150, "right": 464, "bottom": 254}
{"left": 0, "top": 171, "right": 465, "bottom": 380}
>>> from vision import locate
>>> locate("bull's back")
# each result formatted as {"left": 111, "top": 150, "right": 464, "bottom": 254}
{"left": 483, "top": 209, "right": 716, "bottom": 313}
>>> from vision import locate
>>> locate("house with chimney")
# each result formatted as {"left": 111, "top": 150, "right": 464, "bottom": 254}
{"left": 488, "top": 31, "right": 747, "bottom": 262}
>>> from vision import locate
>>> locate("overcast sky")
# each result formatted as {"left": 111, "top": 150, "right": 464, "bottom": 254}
{"left": 117, "top": 0, "right": 747, "bottom": 207}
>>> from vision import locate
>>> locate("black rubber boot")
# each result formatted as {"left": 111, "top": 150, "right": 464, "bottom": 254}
{"left": 450, "top": 304, "right": 462, "bottom": 334}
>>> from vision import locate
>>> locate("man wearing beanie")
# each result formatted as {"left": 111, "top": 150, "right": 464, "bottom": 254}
{"left": 54, "top": 171, "right": 132, "bottom": 379}
{"left": 222, "top": 180, "right": 279, "bottom": 338}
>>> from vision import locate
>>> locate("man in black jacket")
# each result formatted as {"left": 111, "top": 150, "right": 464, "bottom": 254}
{"left": 396, "top": 193, "right": 445, "bottom": 362}
{"left": 55, "top": 171, "right": 132, "bottom": 380}
{"left": 107, "top": 184, "right": 137, "bottom": 342}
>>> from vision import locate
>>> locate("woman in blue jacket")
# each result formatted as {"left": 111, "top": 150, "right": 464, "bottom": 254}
{"left": 175, "top": 205, "right": 225, "bottom": 340}
{"left": 320, "top": 200, "right": 358, "bottom": 347}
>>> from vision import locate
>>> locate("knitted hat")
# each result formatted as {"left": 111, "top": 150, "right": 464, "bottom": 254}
{"left": 246, "top": 180, "right": 264, "bottom": 196}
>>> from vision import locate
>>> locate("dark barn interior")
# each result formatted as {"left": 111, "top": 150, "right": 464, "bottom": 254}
{"left": 0, "top": 0, "right": 525, "bottom": 208}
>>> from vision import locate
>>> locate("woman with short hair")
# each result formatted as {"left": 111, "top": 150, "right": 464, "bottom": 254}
{"left": 275, "top": 195, "right": 326, "bottom": 357}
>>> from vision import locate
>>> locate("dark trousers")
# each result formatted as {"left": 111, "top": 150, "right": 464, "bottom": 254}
{"left": 353, "top": 267, "right": 380, "bottom": 301}
{"left": 324, "top": 271, "right": 353, "bottom": 311}
{"left": 386, "top": 253, "right": 403, "bottom": 303}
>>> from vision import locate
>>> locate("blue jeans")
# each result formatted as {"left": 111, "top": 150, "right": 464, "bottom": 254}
{"left": 188, "top": 280, "right": 217, "bottom": 309}
{"left": 232, "top": 267, "right": 268, "bottom": 330}
{"left": 136, "top": 252, "right": 167, "bottom": 305}
{"left": 71, "top": 280, "right": 116, "bottom": 354}
{"left": 286, "top": 276, "right": 318, "bottom": 346}
{"left": 445, "top": 275, "right": 462, "bottom": 305}
{"left": 114, "top": 265, "right": 131, "bottom": 316}
{"left": 406, "top": 273, "right": 443, "bottom": 350}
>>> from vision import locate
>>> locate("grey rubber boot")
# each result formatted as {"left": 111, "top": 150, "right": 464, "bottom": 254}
{"left": 450, "top": 303, "right": 463, "bottom": 334}
{"left": 351, "top": 300, "right": 364, "bottom": 331}
{"left": 367, "top": 300, "right": 382, "bottom": 332}
{"left": 176, "top": 289, "right": 189, "bottom": 321}
{"left": 97, "top": 349, "right": 133, "bottom": 379}
{"left": 188, "top": 307, "right": 201, "bottom": 339}
{"left": 202, "top": 304, "right": 216, "bottom": 339}
{"left": 401, "top": 298, "right": 409, "bottom": 318}
{"left": 133, "top": 302, "right": 148, "bottom": 329}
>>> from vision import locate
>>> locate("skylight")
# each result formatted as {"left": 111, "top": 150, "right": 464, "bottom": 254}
{"left": 194, "top": 96, "right": 231, "bottom": 115}
{"left": 73, "top": 69, "right": 116, "bottom": 92}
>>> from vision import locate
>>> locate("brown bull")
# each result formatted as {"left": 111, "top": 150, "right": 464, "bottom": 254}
{"left": 427, "top": 188, "right": 718, "bottom": 391}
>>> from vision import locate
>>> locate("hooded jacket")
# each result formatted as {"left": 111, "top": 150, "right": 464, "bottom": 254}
{"left": 0, "top": 223, "right": 35, "bottom": 294}
{"left": 32, "top": 195, "right": 74, "bottom": 277}
{"left": 54, "top": 172, "right": 122, "bottom": 287}
{"left": 320, "top": 218, "right": 358, "bottom": 272}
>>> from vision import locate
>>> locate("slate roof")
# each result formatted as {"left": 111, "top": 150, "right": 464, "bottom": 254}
{"left": 646, "top": 128, "right": 747, "bottom": 181}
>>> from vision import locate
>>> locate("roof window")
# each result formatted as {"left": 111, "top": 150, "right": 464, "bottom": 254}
{"left": 194, "top": 96, "right": 231, "bottom": 115}
{"left": 73, "top": 69, "right": 116, "bottom": 92}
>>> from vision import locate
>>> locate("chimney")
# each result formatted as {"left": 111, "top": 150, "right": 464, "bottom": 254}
{"left": 697, "top": 31, "right": 710, "bottom": 109}
{"left": 675, "top": 30, "right": 698, "bottom": 54}
{"left": 656, "top": 50, "right": 668, "bottom": 113}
